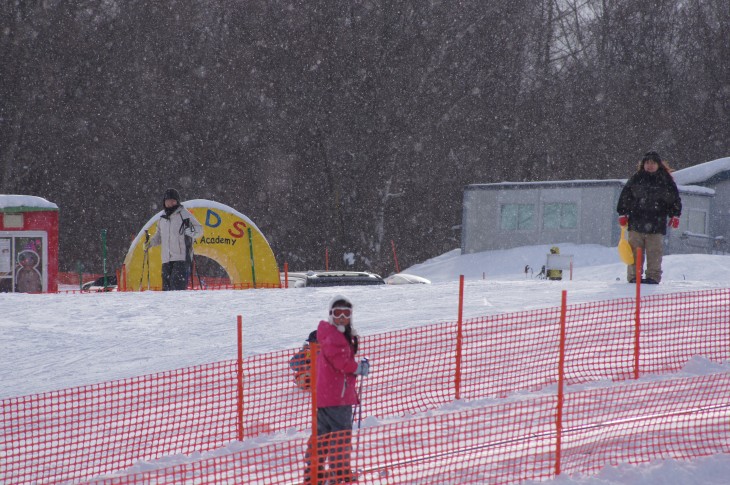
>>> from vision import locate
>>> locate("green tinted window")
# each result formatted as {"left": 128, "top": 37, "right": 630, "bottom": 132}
{"left": 501, "top": 204, "right": 535, "bottom": 230}
{"left": 543, "top": 204, "right": 561, "bottom": 229}
{"left": 543, "top": 203, "right": 577, "bottom": 229}
{"left": 688, "top": 210, "right": 706, "bottom": 234}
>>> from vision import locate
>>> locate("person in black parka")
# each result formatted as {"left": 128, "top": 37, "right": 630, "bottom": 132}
{"left": 616, "top": 151, "right": 682, "bottom": 284}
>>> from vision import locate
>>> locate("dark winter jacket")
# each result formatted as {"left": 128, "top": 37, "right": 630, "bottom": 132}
{"left": 617, "top": 169, "right": 681, "bottom": 235}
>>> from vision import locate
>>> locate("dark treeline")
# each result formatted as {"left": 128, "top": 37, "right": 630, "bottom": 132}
{"left": 1, "top": 0, "right": 729, "bottom": 275}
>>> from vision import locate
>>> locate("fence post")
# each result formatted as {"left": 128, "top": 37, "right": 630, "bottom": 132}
{"left": 391, "top": 239, "right": 401, "bottom": 273}
{"left": 634, "top": 247, "right": 642, "bottom": 379}
{"left": 101, "top": 229, "right": 108, "bottom": 288}
{"left": 247, "top": 228, "right": 257, "bottom": 289}
{"left": 237, "top": 315, "right": 244, "bottom": 441}
{"left": 455, "top": 275, "right": 464, "bottom": 400}
{"left": 284, "top": 262, "right": 289, "bottom": 289}
{"left": 310, "top": 342, "right": 320, "bottom": 484}
{"left": 555, "top": 290, "right": 567, "bottom": 476}
{"left": 76, "top": 261, "right": 84, "bottom": 290}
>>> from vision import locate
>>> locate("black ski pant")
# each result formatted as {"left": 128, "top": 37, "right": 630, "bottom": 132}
{"left": 161, "top": 261, "right": 189, "bottom": 291}
{"left": 303, "top": 405, "right": 354, "bottom": 483}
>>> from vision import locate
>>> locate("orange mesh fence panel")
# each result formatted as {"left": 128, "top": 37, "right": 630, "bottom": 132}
{"left": 88, "top": 373, "right": 730, "bottom": 484}
{"left": 357, "top": 322, "right": 459, "bottom": 417}
{"left": 1, "top": 361, "right": 239, "bottom": 485}
{"left": 460, "top": 306, "right": 562, "bottom": 399}
{"left": 351, "top": 397, "right": 558, "bottom": 485}
{"left": 55, "top": 272, "right": 280, "bottom": 293}
{"left": 560, "top": 372, "right": 730, "bottom": 476}
{"left": 638, "top": 288, "right": 730, "bottom": 374}
{"left": 57, "top": 272, "right": 104, "bottom": 285}
{"left": 460, "top": 289, "right": 730, "bottom": 399}
{"left": 564, "top": 296, "right": 640, "bottom": 383}
{"left": 241, "top": 349, "right": 310, "bottom": 436}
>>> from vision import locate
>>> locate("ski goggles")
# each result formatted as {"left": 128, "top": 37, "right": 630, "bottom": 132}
{"left": 330, "top": 307, "right": 352, "bottom": 318}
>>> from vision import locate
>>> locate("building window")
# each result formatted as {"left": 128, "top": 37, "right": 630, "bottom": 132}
{"left": 687, "top": 210, "right": 707, "bottom": 234}
{"left": 543, "top": 203, "right": 578, "bottom": 229}
{"left": 501, "top": 204, "right": 535, "bottom": 230}
{"left": 0, "top": 234, "right": 46, "bottom": 293}
{"left": 3, "top": 213, "right": 23, "bottom": 228}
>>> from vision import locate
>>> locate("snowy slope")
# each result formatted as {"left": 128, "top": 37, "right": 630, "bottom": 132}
{"left": 2, "top": 243, "right": 730, "bottom": 483}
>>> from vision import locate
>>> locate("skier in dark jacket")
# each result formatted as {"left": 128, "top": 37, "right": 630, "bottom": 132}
{"left": 616, "top": 151, "right": 681, "bottom": 284}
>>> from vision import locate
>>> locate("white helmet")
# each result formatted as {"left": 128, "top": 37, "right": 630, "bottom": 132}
{"left": 328, "top": 294, "right": 357, "bottom": 335}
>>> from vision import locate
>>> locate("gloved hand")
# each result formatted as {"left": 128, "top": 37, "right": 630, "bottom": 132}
{"left": 618, "top": 215, "right": 628, "bottom": 227}
{"left": 669, "top": 216, "right": 680, "bottom": 229}
{"left": 354, "top": 358, "right": 369, "bottom": 377}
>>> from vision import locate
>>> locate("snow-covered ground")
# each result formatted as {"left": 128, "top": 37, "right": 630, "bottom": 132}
{"left": 2, "top": 243, "right": 730, "bottom": 483}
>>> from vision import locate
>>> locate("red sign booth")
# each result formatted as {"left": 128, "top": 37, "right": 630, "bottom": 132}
{"left": 0, "top": 195, "right": 59, "bottom": 293}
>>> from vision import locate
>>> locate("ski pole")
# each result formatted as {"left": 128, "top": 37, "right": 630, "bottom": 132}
{"left": 138, "top": 251, "right": 146, "bottom": 291}
{"left": 356, "top": 358, "right": 368, "bottom": 429}
{"left": 191, "top": 250, "right": 203, "bottom": 290}
{"left": 138, "top": 230, "right": 150, "bottom": 291}
{"left": 144, "top": 230, "right": 150, "bottom": 290}
{"left": 139, "top": 255, "right": 147, "bottom": 290}
{"left": 357, "top": 377, "right": 364, "bottom": 429}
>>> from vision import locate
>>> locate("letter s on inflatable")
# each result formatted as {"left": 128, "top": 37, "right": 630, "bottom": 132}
{"left": 123, "top": 199, "right": 280, "bottom": 290}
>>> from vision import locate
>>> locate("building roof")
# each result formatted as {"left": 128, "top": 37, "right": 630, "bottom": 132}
{"left": 0, "top": 195, "right": 58, "bottom": 212}
{"left": 466, "top": 179, "right": 627, "bottom": 190}
{"left": 465, "top": 179, "right": 713, "bottom": 196}
{"left": 673, "top": 157, "right": 730, "bottom": 186}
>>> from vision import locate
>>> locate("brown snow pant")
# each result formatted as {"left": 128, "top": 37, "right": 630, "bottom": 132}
{"left": 627, "top": 231, "right": 664, "bottom": 282}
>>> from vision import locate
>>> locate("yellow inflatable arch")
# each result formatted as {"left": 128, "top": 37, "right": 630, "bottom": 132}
{"left": 123, "top": 199, "right": 280, "bottom": 290}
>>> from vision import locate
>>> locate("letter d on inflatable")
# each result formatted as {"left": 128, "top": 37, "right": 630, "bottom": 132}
{"left": 205, "top": 209, "right": 222, "bottom": 228}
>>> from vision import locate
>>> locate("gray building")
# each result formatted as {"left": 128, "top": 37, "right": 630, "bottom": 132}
{"left": 461, "top": 176, "right": 716, "bottom": 255}
{"left": 673, "top": 157, "right": 730, "bottom": 253}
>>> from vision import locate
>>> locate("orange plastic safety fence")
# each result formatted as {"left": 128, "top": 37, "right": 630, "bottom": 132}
{"left": 3, "top": 288, "right": 730, "bottom": 484}
{"left": 1, "top": 361, "right": 239, "bottom": 484}
{"left": 559, "top": 373, "right": 730, "bottom": 476}
{"left": 460, "top": 305, "right": 563, "bottom": 399}
{"left": 56, "top": 271, "right": 282, "bottom": 293}
{"left": 57, "top": 272, "right": 105, "bottom": 285}
{"left": 460, "top": 289, "right": 730, "bottom": 399}
{"left": 89, "top": 372, "right": 730, "bottom": 484}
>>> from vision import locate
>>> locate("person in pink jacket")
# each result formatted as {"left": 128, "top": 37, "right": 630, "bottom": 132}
{"left": 304, "top": 295, "right": 369, "bottom": 484}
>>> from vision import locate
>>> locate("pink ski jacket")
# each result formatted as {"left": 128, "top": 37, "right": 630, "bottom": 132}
{"left": 315, "top": 319, "right": 359, "bottom": 408}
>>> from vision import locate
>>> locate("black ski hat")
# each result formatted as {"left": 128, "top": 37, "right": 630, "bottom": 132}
{"left": 163, "top": 188, "right": 180, "bottom": 203}
{"left": 306, "top": 330, "right": 318, "bottom": 343}
{"left": 642, "top": 151, "right": 662, "bottom": 164}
